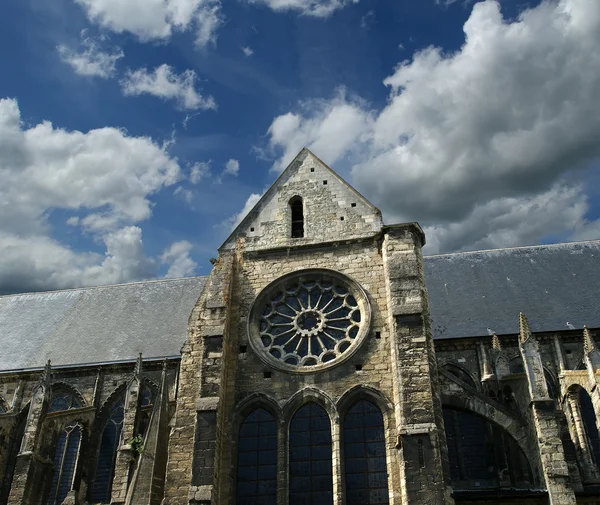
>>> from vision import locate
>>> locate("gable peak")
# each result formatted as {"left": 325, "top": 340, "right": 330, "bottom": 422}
{"left": 220, "top": 149, "right": 383, "bottom": 252}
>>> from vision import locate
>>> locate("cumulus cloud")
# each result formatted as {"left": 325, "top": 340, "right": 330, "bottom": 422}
{"left": 265, "top": 0, "right": 600, "bottom": 253}
{"left": 0, "top": 98, "right": 184, "bottom": 293}
{"left": 74, "top": 0, "right": 223, "bottom": 44}
{"left": 121, "top": 64, "right": 216, "bottom": 111}
{"left": 57, "top": 35, "right": 123, "bottom": 78}
{"left": 268, "top": 89, "right": 373, "bottom": 172}
{"left": 160, "top": 240, "right": 198, "bottom": 277}
{"left": 247, "top": 0, "right": 358, "bottom": 17}
{"left": 241, "top": 46, "right": 254, "bottom": 56}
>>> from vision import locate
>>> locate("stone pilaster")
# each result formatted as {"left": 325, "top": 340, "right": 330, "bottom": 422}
{"left": 519, "top": 314, "right": 576, "bottom": 505}
{"left": 162, "top": 252, "right": 234, "bottom": 505}
{"left": 111, "top": 355, "right": 143, "bottom": 504}
{"left": 7, "top": 362, "right": 52, "bottom": 505}
{"left": 381, "top": 224, "right": 453, "bottom": 505}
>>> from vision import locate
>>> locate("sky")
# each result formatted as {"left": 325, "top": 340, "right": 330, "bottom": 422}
{"left": 1, "top": 0, "right": 600, "bottom": 294}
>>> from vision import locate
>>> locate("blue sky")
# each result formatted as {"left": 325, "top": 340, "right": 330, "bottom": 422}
{"left": 1, "top": 0, "right": 599, "bottom": 293}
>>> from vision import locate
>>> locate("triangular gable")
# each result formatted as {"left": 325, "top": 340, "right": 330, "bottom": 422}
{"left": 219, "top": 148, "right": 383, "bottom": 251}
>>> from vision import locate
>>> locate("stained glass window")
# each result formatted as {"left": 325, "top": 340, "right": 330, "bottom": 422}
{"left": 289, "top": 403, "right": 333, "bottom": 505}
{"left": 90, "top": 397, "right": 124, "bottom": 503}
{"left": 343, "top": 400, "right": 389, "bottom": 505}
{"left": 236, "top": 408, "right": 277, "bottom": 505}
{"left": 249, "top": 270, "right": 371, "bottom": 373}
{"left": 47, "top": 422, "right": 82, "bottom": 505}
{"left": 48, "top": 391, "right": 82, "bottom": 413}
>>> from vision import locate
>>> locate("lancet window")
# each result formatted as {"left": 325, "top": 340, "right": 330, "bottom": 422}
{"left": 47, "top": 422, "right": 83, "bottom": 505}
{"left": 90, "top": 395, "right": 125, "bottom": 503}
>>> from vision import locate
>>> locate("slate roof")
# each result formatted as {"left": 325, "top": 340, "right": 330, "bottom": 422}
{"left": 0, "top": 277, "right": 206, "bottom": 372}
{"left": 424, "top": 240, "right": 600, "bottom": 340}
{"left": 1, "top": 240, "right": 598, "bottom": 371}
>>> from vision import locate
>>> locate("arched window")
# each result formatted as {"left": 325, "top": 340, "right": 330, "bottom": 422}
{"left": 236, "top": 408, "right": 277, "bottom": 505}
{"left": 90, "top": 396, "right": 124, "bottom": 503}
{"left": 47, "top": 422, "right": 82, "bottom": 505}
{"left": 290, "top": 197, "right": 304, "bottom": 238}
{"left": 343, "top": 400, "right": 389, "bottom": 505}
{"left": 579, "top": 388, "right": 600, "bottom": 466}
{"left": 289, "top": 403, "right": 333, "bottom": 505}
{"left": 443, "top": 407, "right": 532, "bottom": 490}
{"left": 48, "top": 390, "right": 82, "bottom": 413}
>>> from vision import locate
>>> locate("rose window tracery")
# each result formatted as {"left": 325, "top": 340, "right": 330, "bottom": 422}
{"left": 248, "top": 270, "right": 371, "bottom": 373}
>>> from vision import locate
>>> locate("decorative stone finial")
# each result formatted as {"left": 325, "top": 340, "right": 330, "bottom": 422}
{"left": 492, "top": 332, "right": 501, "bottom": 351}
{"left": 584, "top": 325, "right": 596, "bottom": 354}
{"left": 41, "top": 360, "right": 52, "bottom": 385}
{"left": 134, "top": 353, "right": 143, "bottom": 377}
{"left": 519, "top": 312, "right": 532, "bottom": 343}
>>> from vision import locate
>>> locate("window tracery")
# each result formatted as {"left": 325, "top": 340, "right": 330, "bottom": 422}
{"left": 48, "top": 390, "right": 82, "bottom": 413}
{"left": 90, "top": 396, "right": 124, "bottom": 503}
{"left": 47, "top": 422, "right": 82, "bottom": 505}
{"left": 248, "top": 270, "right": 371, "bottom": 373}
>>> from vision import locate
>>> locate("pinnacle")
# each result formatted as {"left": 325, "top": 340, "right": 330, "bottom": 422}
{"left": 584, "top": 325, "right": 596, "bottom": 354}
{"left": 492, "top": 332, "right": 501, "bottom": 350}
{"left": 519, "top": 312, "right": 532, "bottom": 343}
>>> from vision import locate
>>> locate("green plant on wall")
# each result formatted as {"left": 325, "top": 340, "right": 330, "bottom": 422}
{"left": 130, "top": 434, "right": 144, "bottom": 455}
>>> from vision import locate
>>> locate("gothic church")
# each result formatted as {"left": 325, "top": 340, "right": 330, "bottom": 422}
{"left": 1, "top": 149, "right": 600, "bottom": 505}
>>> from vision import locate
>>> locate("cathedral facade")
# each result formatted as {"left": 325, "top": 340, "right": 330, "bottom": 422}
{"left": 1, "top": 149, "right": 600, "bottom": 505}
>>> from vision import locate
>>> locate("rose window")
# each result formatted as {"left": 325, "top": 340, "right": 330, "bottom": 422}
{"left": 248, "top": 269, "right": 371, "bottom": 373}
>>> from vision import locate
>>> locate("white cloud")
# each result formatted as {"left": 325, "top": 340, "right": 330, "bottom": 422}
{"left": 160, "top": 240, "right": 198, "bottom": 277}
{"left": 190, "top": 161, "right": 211, "bottom": 183}
{"left": 223, "top": 159, "right": 240, "bottom": 177}
{"left": 74, "top": 0, "right": 223, "bottom": 44}
{"left": 195, "top": 1, "right": 224, "bottom": 47}
{"left": 241, "top": 46, "right": 254, "bottom": 56}
{"left": 121, "top": 64, "right": 216, "bottom": 111}
{"left": 265, "top": 0, "right": 600, "bottom": 253}
{"left": 57, "top": 35, "right": 123, "bottom": 78}
{"left": 247, "top": 0, "right": 358, "bottom": 17}
{"left": 0, "top": 226, "right": 157, "bottom": 295}
{"left": 267, "top": 89, "right": 373, "bottom": 172}
{"left": 0, "top": 97, "right": 184, "bottom": 293}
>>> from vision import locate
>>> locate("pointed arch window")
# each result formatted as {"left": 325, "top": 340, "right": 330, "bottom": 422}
{"left": 90, "top": 396, "right": 124, "bottom": 503}
{"left": 343, "top": 400, "right": 389, "bottom": 505}
{"left": 289, "top": 403, "right": 333, "bottom": 505}
{"left": 290, "top": 196, "right": 304, "bottom": 238}
{"left": 236, "top": 408, "right": 277, "bottom": 505}
{"left": 48, "top": 390, "right": 82, "bottom": 413}
{"left": 47, "top": 422, "right": 82, "bottom": 505}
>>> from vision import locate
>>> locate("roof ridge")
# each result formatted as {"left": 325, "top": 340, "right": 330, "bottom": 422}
{"left": 0, "top": 275, "right": 208, "bottom": 299}
{"left": 424, "top": 239, "right": 600, "bottom": 259}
